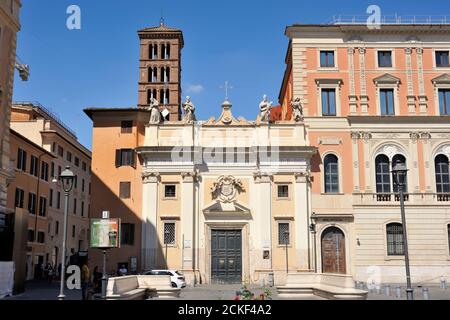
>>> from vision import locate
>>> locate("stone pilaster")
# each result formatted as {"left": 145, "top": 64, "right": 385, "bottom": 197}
{"left": 141, "top": 172, "right": 159, "bottom": 271}
{"left": 358, "top": 48, "right": 369, "bottom": 114}
{"left": 181, "top": 171, "right": 197, "bottom": 283}
{"left": 294, "top": 172, "right": 311, "bottom": 271}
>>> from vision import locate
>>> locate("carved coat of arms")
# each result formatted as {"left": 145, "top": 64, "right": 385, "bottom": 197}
{"left": 211, "top": 176, "right": 244, "bottom": 203}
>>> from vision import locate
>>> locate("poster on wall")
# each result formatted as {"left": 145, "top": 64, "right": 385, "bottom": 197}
{"left": 90, "top": 218, "right": 121, "bottom": 249}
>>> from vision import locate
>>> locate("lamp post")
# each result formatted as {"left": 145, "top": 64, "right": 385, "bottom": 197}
{"left": 56, "top": 166, "right": 75, "bottom": 300}
{"left": 284, "top": 230, "right": 290, "bottom": 275}
{"left": 392, "top": 160, "right": 414, "bottom": 300}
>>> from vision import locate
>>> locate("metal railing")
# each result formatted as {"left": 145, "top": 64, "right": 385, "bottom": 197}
{"left": 13, "top": 101, "right": 78, "bottom": 139}
{"left": 354, "top": 192, "right": 450, "bottom": 204}
{"left": 329, "top": 15, "right": 450, "bottom": 25}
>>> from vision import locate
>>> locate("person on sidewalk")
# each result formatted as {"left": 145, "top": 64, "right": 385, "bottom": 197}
{"left": 81, "top": 263, "right": 90, "bottom": 300}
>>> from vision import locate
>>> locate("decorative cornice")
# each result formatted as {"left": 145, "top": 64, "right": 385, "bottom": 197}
{"left": 181, "top": 171, "right": 198, "bottom": 182}
{"left": 142, "top": 172, "right": 160, "bottom": 184}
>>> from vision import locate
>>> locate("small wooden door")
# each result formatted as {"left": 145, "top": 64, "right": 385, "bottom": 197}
{"left": 321, "top": 227, "right": 346, "bottom": 274}
{"left": 211, "top": 230, "right": 242, "bottom": 284}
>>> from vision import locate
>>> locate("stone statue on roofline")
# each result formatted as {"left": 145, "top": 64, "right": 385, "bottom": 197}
{"left": 182, "top": 96, "right": 196, "bottom": 123}
{"left": 148, "top": 97, "right": 161, "bottom": 124}
{"left": 291, "top": 97, "right": 304, "bottom": 122}
{"left": 259, "top": 94, "right": 272, "bottom": 123}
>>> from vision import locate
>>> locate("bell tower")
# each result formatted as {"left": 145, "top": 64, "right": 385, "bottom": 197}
{"left": 137, "top": 20, "right": 184, "bottom": 121}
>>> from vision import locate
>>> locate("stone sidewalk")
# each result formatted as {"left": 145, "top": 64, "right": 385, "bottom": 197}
{"left": 3, "top": 281, "right": 450, "bottom": 300}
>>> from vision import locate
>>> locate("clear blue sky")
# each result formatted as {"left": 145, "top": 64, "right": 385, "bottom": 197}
{"left": 13, "top": 0, "right": 449, "bottom": 149}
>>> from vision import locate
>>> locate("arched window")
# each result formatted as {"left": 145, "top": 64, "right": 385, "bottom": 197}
{"left": 386, "top": 223, "right": 404, "bottom": 256}
{"left": 324, "top": 154, "right": 339, "bottom": 193}
{"left": 149, "top": 44, "right": 153, "bottom": 59}
{"left": 435, "top": 154, "right": 450, "bottom": 193}
{"left": 161, "top": 43, "right": 166, "bottom": 60}
{"left": 147, "top": 89, "right": 157, "bottom": 104}
{"left": 159, "top": 89, "right": 164, "bottom": 104}
{"left": 152, "top": 67, "right": 157, "bottom": 82}
{"left": 165, "top": 67, "right": 170, "bottom": 82}
{"left": 160, "top": 67, "right": 165, "bottom": 82}
{"left": 166, "top": 43, "right": 171, "bottom": 59}
{"left": 392, "top": 154, "right": 408, "bottom": 193}
{"left": 165, "top": 89, "right": 170, "bottom": 104}
{"left": 148, "top": 67, "right": 153, "bottom": 83}
{"left": 376, "top": 154, "right": 391, "bottom": 193}
{"left": 149, "top": 43, "right": 157, "bottom": 59}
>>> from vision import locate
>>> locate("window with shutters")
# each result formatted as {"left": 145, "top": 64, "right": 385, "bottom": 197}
{"left": 41, "top": 162, "right": 49, "bottom": 181}
{"left": 278, "top": 223, "right": 290, "bottom": 245}
{"left": 39, "top": 197, "right": 47, "bottom": 217}
{"left": 17, "top": 148, "right": 27, "bottom": 171}
{"left": 121, "top": 223, "right": 135, "bottom": 245}
{"left": 119, "top": 182, "right": 131, "bottom": 199}
{"left": 386, "top": 223, "right": 404, "bottom": 256}
{"left": 164, "top": 222, "right": 176, "bottom": 245}
{"left": 30, "top": 155, "right": 38, "bottom": 176}
{"left": 15, "top": 188, "right": 25, "bottom": 208}
{"left": 28, "top": 193, "right": 37, "bottom": 215}
{"left": 115, "top": 149, "right": 134, "bottom": 167}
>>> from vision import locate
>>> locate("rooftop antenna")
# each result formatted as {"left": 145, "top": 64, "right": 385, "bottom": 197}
{"left": 160, "top": 8, "right": 165, "bottom": 26}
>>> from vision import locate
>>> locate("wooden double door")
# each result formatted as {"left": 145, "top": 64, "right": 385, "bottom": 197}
{"left": 321, "top": 227, "right": 346, "bottom": 274}
{"left": 211, "top": 230, "right": 242, "bottom": 284}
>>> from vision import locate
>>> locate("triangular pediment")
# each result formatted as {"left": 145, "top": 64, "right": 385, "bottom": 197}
{"left": 203, "top": 100, "right": 252, "bottom": 126}
{"left": 202, "top": 200, "right": 251, "bottom": 214}
{"left": 373, "top": 73, "right": 401, "bottom": 84}
{"left": 432, "top": 74, "right": 450, "bottom": 84}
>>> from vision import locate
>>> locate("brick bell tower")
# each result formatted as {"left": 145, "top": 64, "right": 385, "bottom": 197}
{"left": 137, "top": 20, "right": 184, "bottom": 121}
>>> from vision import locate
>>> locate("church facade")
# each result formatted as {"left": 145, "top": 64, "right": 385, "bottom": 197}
{"left": 86, "top": 21, "right": 450, "bottom": 286}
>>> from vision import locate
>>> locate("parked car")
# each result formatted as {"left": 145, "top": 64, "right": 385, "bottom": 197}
{"left": 145, "top": 269, "right": 186, "bottom": 288}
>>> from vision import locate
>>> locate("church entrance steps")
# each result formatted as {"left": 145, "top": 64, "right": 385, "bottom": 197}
{"left": 277, "top": 273, "right": 368, "bottom": 300}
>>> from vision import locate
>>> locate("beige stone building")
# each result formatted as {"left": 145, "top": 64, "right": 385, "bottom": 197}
{"left": 10, "top": 102, "right": 91, "bottom": 277}
{"left": 0, "top": 0, "right": 21, "bottom": 230}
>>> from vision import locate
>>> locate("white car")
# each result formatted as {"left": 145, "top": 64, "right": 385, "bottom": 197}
{"left": 145, "top": 269, "right": 186, "bottom": 288}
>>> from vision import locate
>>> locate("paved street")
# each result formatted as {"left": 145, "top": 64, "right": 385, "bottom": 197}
{"left": 3, "top": 281, "right": 450, "bottom": 300}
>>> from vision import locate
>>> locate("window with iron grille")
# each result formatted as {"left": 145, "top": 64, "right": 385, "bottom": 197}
{"left": 164, "top": 223, "right": 176, "bottom": 245}
{"left": 277, "top": 185, "right": 289, "bottom": 198}
{"left": 121, "top": 223, "right": 135, "bottom": 246}
{"left": 278, "top": 223, "right": 290, "bottom": 245}
{"left": 386, "top": 223, "right": 404, "bottom": 256}
{"left": 120, "top": 182, "right": 131, "bottom": 199}
{"left": 164, "top": 185, "right": 176, "bottom": 198}
{"left": 376, "top": 154, "right": 391, "bottom": 193}
{"left": 435, "top": 155, "right": 450, "bottom": 193}
{"left": 324, "top": 154, "right": 339, "bottom": 193}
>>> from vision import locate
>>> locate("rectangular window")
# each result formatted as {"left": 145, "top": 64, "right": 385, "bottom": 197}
{"left": 27, "top": 229, "right": 35, "bottom": 242}
{"left": 320, "top": 51, "right": 335, "bottom": 67}
{"left": 49, "top": 189, "right": 53, "bottom": 207}
{"left": 321, "top": 89, "right": 336, "bottom": 116}
{"left": 14, "top": 188, "right": 25, "bottom": 208}
{"left": 115, "top": 149, "right": 134, "bottom": 167}
{"left": 120, "top": 182, "right": 131, "bottom": 199}
{"left": 74, "top": 175, "right": 78, "bottom": 189}
{"left": 40, "top": 162, "right": 49, "bottom": 181}
{"left": 66, "top": 151, "right": 72, "bottom": 162}
{"left": 30, "top": 155, "right": 38, "bottom": 176}
{"left": 28, "top": 193, "right": 37, "bottom": 215}
{"left": 438, "top": 89, "right": 450, "bottom": 115}
{"left": 378, "top": 51, "right": 392, "bottom": 67}
{"left": 17, "top": 148, "right": 27, "bottom": 171}
{"left": 37, "top": 231, "right": 45, "bottom": 244}
{"left": 39, "top": 197, "right": 47, "bottom": 217}
{"left": 58, "top": 146, "right": 63, "bottom": 157}
{"left": 82, "top": 161, "right": 87, "bottom": 171}
{"left": 82, "top": 179, "right": 85, "bottom": 192}
{"left": 81, "top": 201, "right": 84, "bottom": 217}
{"left": 387, "top": 224, "right": 404, "bottom": 256}
{"left": 55, "top": 221, "right": 59, "bottom": 235}
{"left": 51, "top": 162, "right": 55, "bottom": 178}
{"left": 436, "top": 51, "right": 450, "bottom": 67}
{"left": 89, "top": 183, "right": 91, "bottom": 195}
{"left": 57, "top": 192, "right": 61, "bottom": 209}
{"left": 73, "top": 198, "right": 77, "bottom": 215}
{"left": 58, "top": 166, "right": 62, "bottom": 177}
{"left": 448, "top": 225, "right": 450, "bottom": 254}
{"left": 164, "top": 223, "right": 176, "bottom": 245}
{"left": 121, "top": 223, "right": 135, "bottom": 246}
{"left": 278, "top": 223, "right": 290, "bottom": 245}
{"left": 72, "top": 225, "right": 75, "bottom": 238}
{"left": 380, "top": 89, "right": 395, "bottom": 115}
{"left": 277, "top": 185, "right": 289, "bottom": 198}
{"left": 52, "top": 142, "right": 56, "bottom": 153}
{"left": 121, "top": 121, "right": 133, "bottom": 134}
{"left": 74, "top": 157, "right": 80, "bottom": 167}
{"left": 164, "top": 185, "right": 176, "bottom": 198}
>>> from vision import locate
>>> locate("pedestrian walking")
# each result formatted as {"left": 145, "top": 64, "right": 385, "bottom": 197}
{"left": 81, "top": 263, "right": 90, "bottom": 300}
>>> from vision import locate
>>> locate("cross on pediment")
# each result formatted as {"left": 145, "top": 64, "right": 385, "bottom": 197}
{"left": 220, "top": 81, "right": 233, "bottom": 101}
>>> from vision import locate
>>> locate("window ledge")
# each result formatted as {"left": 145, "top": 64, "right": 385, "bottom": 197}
{"left": 317, "top": 67, "right": 338, "bottom": 72}
{"left": 384, "top": 255, "right": 404, "bottom": 261}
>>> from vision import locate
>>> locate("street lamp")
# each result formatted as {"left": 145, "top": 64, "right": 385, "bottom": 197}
{"left": 57, "top": 166, "right": 75, "bottom": 300}
{"left": 391, "top": 160, "right": 414, "bottom": 300}
{"left": 284, "top": 230, "right": 290, "bottom": 275}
